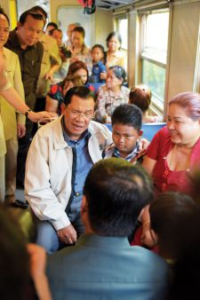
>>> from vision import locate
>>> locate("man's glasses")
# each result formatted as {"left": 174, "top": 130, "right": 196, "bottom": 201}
{"left": 68, "top": 109, "right": 94, "bottom": 119}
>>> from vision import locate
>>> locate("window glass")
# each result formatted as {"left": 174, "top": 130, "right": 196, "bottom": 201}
{"left": 142, "top": 60, "right": 166, "bottom": 108}
{"left": 118, "top": 18, "right": 128, "bottom": 49}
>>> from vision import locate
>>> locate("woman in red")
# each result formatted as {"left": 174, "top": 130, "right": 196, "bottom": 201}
{"left": 141, "top": 91, "right": 200, "bottom": 246}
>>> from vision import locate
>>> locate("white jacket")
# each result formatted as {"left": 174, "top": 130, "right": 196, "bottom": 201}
{"left": 25, "top": 117, "right": 112, "bottom": 230}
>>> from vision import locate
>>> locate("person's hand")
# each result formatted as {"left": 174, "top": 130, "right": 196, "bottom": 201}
{"left": 27, "top": 244, "right": 47, "bottom": 281}
{"left": 100, "top": 71, "right": 107, "bottom": 80}
{"left": 138, "top": 138, "right": 150, "bottom": 156}
{"left": 44, "top": 70, "right": 54, "bottom": 81}
{"left": 28, "top": 111, "right": 55, "bottom": 123}
{"left": 57, "top": 224, "right": 77, "bottom": 244}
{"left": 17, "top": 124, "right": 26, "bottom": 138}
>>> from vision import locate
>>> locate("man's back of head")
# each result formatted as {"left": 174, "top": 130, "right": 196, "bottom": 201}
{"left": 83, "top": 158, "right": 153, "bottom": 237}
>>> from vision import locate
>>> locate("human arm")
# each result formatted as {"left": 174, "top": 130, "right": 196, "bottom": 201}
{"left": 45, "top": 95, "right": 59, "bottom": 116}
{"left": 44, "top": 63, "right": 60, "bottom": 81}
{"left": 95, "top": 87, "right": 110, "bottom": 123}
{"left": 27, "top": 244, "right": 52, "bottom": 300}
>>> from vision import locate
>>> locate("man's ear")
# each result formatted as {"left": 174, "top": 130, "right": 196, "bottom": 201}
{"left": 81, "top": 195, "right": 88, "bottom": 214}
{"left": 17, "top": 21, "right": 22, "bottom": 30}
{"left": 61, "top": 103, "right": 67, "bottom": 115}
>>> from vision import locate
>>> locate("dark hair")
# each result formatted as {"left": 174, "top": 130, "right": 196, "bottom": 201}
{"left": 0, "top": 206, "right": 31, "bottom": 300}
{"left": 19, "top": 10, "right": 44, "bottom": 26}
{"left": 72, "top": 26, "right": 85, "bottom": 38}
{"left": 129, "top": 85, "right": 152, "bottom": 113}
{"left": 67, "top": 61, "right": 89, "bottom": 83}
{"left": 111, "top": 104, "right": 142, "bottom": 131}
{"left": 30, "top": 5, "right": 48, "bottom": 19}
{"left": 109, "top": 65, "right": 126, "bottom": 84}
{"left": 46, "top": 22, "right": 58, "bottom": 30}
{"left": 169, "top": 92, "right": 200, "bottom": 121}
{"left": 92, "top": 44, "right": 105, "bottom": 63}
{"left": 106, "top": 31, "right": 122, "bottom": 49}
{"left": 62, "top": 75, "right": 83, "bottom": 92}
{"left": 150, "top": 192, "right": 199, "bottom": 259}
{"left": 64, "top": 86, "right": 95, "bottom": 106}
{"left": 0, "top": 7, "right": 10, "bottom": 25}
{"left": 84, "top": 158, "right": 153, "bottom": 236}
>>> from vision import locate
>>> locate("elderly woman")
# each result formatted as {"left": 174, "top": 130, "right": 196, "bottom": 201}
{"left": 95, "top": 65, "right": 130, "bottom": 123}
{"left": 140, "top": 91, "right": 200, "bottom": 247}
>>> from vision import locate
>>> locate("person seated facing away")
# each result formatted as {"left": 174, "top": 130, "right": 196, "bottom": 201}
{"left": 103, "top": 104, "right": 145, "bottom": 164}
{"left": 149, "top": 192, "right": 200, "bottom": 300}
{"left": 25, "top": 86, "right": 112, "bottom": 253}
{"left": 95, "top": 65, "right": 130, "bottom": 123}
{"left": 45, "top": 75, "right": 83, "bottom": 116}
{"left": 47, "top": 158, "right": 168, "bottom": 300}
{"left": 88, "top": 44, "right": 106, "bottom": 91}
{"left": 0, "top": 204, "right": 52, "bottom": 300}
{"left": 129, "top": 84, "right": 162, "bottom": 123}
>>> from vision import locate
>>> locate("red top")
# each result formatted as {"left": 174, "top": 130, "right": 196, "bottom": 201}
{"left": 146, "top": 126, "right": 200, "bottom": 196}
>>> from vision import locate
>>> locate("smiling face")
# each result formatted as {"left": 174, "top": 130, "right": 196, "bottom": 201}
{"left": 62, "top": 95, "right": 95, "bottom": 140}
{"left": 71, "top": 31, "right": 84, "bottom": 48}
{"left": 0, "top": 14, "right": 9, "bottom": 49}
{"left": 17, "top": 15, "right": 43, "bottom": 47}
{"left": 91, "top": 47, "right": 104, "bottom": 63}
{"left": 112, "top": 123, "right": 142, "bottom": 158}
{"left": 167, "top": 104, "right": 200, "bottom": 147}
{"left": 73, "top": 68, "right": 88, "bottom": 84}
{"left": 107, "top": 36, "right": 120, "bottom": 52}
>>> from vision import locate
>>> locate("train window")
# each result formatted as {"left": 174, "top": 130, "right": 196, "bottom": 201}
{"left": 115, "top": 16, "right": 128, "bottom": 69}
{"left": 141, "top": 10, "right": 169, "bottom": 112}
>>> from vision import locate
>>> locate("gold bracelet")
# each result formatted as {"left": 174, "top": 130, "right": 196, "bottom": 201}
{"left": 142, "top": 220, "right": 150, "bottom": 228}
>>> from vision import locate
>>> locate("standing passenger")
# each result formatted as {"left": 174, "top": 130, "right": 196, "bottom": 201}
{"left": 5, "top": 10, "right": 44, "bottom": 188}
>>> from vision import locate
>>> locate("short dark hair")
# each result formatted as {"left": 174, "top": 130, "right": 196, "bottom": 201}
{"left": 129, "top": 85, "right": 152, "bottom": 113}
{"left": 73, "top": 26, "right": 85, "bottom": 38}
{"left": 0, "top": 7, "right": 10, "bottom": 25}
{"left": 150, "top": 192, "right": 199, "bottom": 258}
{"left": 111, "top": 104, "right": 142, "bottom": 131}
{"left": 64, "top": 86, "right": 95, "bottom": 106}
{"left": 84, "top": 158, "right": 153, "bottom": 236}
{"left": 106, "top": 31, "right": 122, "bottom": 49}
{"left": 46, "top": 22, "right": 58, "bottom": 30}
{"left": 19, "top": 10, "right": 44, "bottom": 26}
{"left": 31, "top": 5, "right": 48, "bottom": 19}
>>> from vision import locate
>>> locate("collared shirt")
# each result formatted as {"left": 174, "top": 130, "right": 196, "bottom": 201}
{"left": 62, "top": 117, "right": 93, "bottom": 220}
{"left": 103, "top": 141, "right": 140, "bottom": 164}
{"left": 5, "top": 29, "right": 44, "bottom": 109}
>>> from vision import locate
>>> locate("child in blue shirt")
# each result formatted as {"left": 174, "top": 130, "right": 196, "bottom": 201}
{"left": 89, "top": 44, "right": 107, "bottom": 91}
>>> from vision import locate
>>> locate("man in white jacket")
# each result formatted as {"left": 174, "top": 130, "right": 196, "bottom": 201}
{"left": 25, "top": 86, "right": 112, "bottom": 253}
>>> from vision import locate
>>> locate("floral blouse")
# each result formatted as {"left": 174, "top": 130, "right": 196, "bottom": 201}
{"left": 95, "top": 85, "right": 130, "bottom": 123}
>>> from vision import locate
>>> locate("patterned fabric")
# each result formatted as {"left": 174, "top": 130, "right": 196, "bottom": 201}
{"left": 95, "top": 85, "right": 130, "bottom": 122}
{"left": 47, "top": 82, "right": 64, "bottom": 115}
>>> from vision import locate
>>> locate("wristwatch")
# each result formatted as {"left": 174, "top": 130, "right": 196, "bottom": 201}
{"left": 25, "top": 108, "right": 32, "bottom": 118}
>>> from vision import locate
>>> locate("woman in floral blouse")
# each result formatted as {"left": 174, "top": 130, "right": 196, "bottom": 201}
{"left": 95, "top": 65, "right": 130, "bottom": 123}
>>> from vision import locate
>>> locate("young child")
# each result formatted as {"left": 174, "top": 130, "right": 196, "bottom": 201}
{"left": 89, "top": 44, "right": 107, "bottom": 90}
{"left": 103, "top": 104, "right": 145, "bottom": 164}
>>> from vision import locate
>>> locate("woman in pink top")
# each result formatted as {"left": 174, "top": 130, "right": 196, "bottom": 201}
{"left": 141, "top": 91, "right": 200, "bottom": 246}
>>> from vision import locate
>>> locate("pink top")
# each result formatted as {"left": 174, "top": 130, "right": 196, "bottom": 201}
{"left": 146, "top": 126, "right": 200, "bottom": 196}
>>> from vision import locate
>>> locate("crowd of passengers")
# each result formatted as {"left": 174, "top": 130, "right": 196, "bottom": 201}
{"left": 0, "top": 5, "right": 200, "bottom": 300}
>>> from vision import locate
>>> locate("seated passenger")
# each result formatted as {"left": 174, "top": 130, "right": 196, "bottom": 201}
{"left": 103, "top": 104, "right": 145, "bottom": 164}
{"left": 129, "top": 84, "right": 162, "bottom": 123}
{"left": 141, "top": 91, "right": 200, "bottom": 247}
{"left": 88, "top": 44, "right": 106, "bottom": 91}
{"left": 0, "top": 205, "right": 52, "bottom": 300}
{"left": 149, "top": 192, "right": 200, "bottom": 300}
{"left": 67, "top": 60, "right": 95, "bottom": 92}
{"left": 45, "top": 75, "right": 83, "bottom": 116}
{"left": 95, "top": 65, "right": 130, "bottom": 123}
{"left": 25, "top": 87, "right": 112, "bottom": 253}
{"left": 47, "top": 158, "right": 168, "bottom": 300}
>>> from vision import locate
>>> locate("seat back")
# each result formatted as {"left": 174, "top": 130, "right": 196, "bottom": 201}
{"left": 142, "top": 123, "right": 166, "bottom": 141}
{"left": 105, "top": 122, "right": 166, "bottom": 142}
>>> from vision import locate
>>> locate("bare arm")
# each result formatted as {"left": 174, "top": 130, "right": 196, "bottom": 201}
{"left": 45, "top": 95, "right": 59, "bottom": 115}
{"left": 142, "top": 155, "right": 157, "bottom": 175}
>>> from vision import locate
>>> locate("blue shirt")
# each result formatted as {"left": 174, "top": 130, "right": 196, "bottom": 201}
{"left": 62, "top": 117, "right": 93, "bottom": 220}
